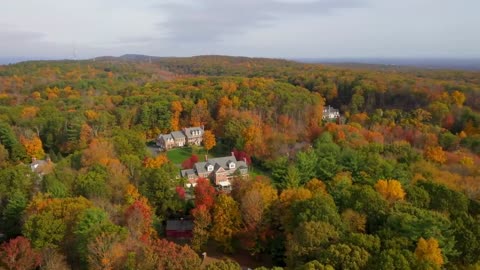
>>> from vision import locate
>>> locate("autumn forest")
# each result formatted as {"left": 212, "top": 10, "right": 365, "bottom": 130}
{"left": 0, "top": 55, "right": 480, "bottom": 269}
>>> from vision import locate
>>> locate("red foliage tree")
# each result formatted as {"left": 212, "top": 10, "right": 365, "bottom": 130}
{"left": 181, "top": 154, "right": 199, "bottom": 169}
{"left": 233, "top": 149, "right": 252, "bottom": 165}
{"left": 194, "top": 178, "right": 216, "bottom": 210}
{"left": 0, "top": 236, "right": 42, "bottom": 270}
{"left": 150, "top": 238, "right": 202, "bottom": 270}
{"left": 176, "top": 186, "right": 186, "bottom": 200}
{"left": 125, "top": 200, "right": 153, "bottom": 242}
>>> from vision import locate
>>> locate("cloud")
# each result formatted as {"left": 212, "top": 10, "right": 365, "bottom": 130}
{"left": 0, "top": 28, "right": 45, "bottom": 43}
{"left": 156, "top": 0, "right": 365, "bottom": 43}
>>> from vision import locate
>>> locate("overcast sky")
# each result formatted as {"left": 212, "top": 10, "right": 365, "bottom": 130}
{"left": 1, "top": 0, "right": 479, "bottom": 59}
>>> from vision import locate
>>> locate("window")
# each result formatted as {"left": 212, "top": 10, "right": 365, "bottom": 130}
{"left": 229, "top": 162, "right": 235, "bottom": 169}
{"left": 207, "top": 165, "right": 214, "bottom": 172}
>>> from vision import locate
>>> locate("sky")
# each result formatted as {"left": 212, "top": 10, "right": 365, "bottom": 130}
{"left": 1, "top": 0, "right": 480, "bottom": 60}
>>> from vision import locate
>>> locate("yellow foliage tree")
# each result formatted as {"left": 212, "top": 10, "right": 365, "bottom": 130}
{"left": 84, "top": 110, "right": 99, "bottom": 121}
{"left": 374, "top": 179, "right": 406, "bottom": 203}
{"left": 415, "top": 237, "right": 444, "bottom": 267}
{"left": 305, "top": 178, "right": 327, "bottom": 195}
{"left": 424, "top": 146, "right": 447, "bottom": 164}
{"left": 203, "top": 130, "right": 216, "bottom": 154}
{"left": 124, "top": 184, "right": 141, "bottom": 205}
{"left": 451, "top": 90, "right": 465, "bottom": 107}
{"left": 21, "top": 106, "right": 39, "bottom": 119}
{"left": 211, "top": 194, "right": 242, "bottom": 252}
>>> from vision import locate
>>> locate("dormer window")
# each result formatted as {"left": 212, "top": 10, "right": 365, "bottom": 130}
{"left": 229, "top": 162, "right": 236, "bottom": 169}
{"left": 207, "top": 165, "right": 214, "bottom": 172}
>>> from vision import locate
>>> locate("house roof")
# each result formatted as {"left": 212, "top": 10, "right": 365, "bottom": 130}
{"left": 158, "top": 134, "right": 173, "bottom": 141}
{"left": 166, "top": 220, "right": 193, "bottom": 231}
{"left": 171, "top": 131, "right": 186, "bottom": 140}
{"left": 180, "top": 169, "right": 195, "bottom": 178}
{"left": 184, "top": 127, "right": 204, "bottom": 138}
{"left": 194, "top": 154, "right": 248, "bottom": 174}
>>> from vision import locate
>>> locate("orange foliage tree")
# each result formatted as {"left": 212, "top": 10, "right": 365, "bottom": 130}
{"left": 203, "top": 130, "right": 216, "bottom": 154}
{"left": 20, "top": 135, "right": 45, "bottom": 159}
{"left": 424, "top": 146, "right": 447, "bottom": 164}
{"left": 143, "top": 155, "right": 168, "bottom": 168}
{"left": 171, "top": 101, "right": 183, "bottom": 131}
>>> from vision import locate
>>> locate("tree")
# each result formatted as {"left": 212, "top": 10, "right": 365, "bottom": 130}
{"left": 86, "top": 231, "right": 127, "bottom": 270}
{"left": 1, "top": 191, "right": 28, "bottom": 237}
{"left": 74, "top": 208, "right": 125, "bottom": 263}
{"left": 194, "top": 178, "right": 216, "bottom": 210}
{"left": 211, "top": 194, "right": 242, "bottom": 252}
{"left": 415, "top": 237, "right": 444, "bottom": 267}
{"left": 374, "top": 179, "right": 406, "bottom": 204}
{"left": 290, "top": 194, "right": 342, "bottom": 230}
{"left": 142, "top": 154, "right": 168, "bottom": 168}
{"left": 296, "top": 150, "right": 318, "bottom": 185}
{"left": 424, "top": 146, "right": 447, "bottom": 164}
{"left": 140, "top": 164, "right": 183, "bottom": 219}
{"left": 20, "top": 135, "right": 45, "bottom": 159}
{"left": 203, "top": 130, "right": 216, "bottom": 154}
{"left": 318, "top": 244, "right": 370, "bottom": 270}
{"left": 23, "top": 196, "right": 92, "bottom": 250}
{"left": 341, "top": 209, "right": 366, "bottom": 233}
{"left": 286, "top": 221, "right": 339, "bottom": 267}
{"left": 204, "top": 259, "right": 241, "bottom": 270}
{"left": 171, "top": 100, "right": 183, "bottom": 131}
{"left": 191, "top": 204, "right": 211, "bottom": 252}
{"left": 451, "top": 90, "right": 465, "bottom": 107}
{"left": 0, "top": 236, "right": 42, "bottom": 270}
{"left": 181, "top": 154, "right": 199, "bottom": 169}
{"left": 40, "top": 248, "right": 70, "bottom": 270}
{"left": 285, "top": 165, "right": 301, "bottom": 189}
{"left": 125, "top": 199, "right": 153, "bottom": 241}
{"left": 148, "top": 239, "right": 202, "bottom": 270}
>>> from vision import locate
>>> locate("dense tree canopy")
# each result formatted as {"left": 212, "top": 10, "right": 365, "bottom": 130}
{"left": 0, "top": 56, "right": 479, "bottom": 269}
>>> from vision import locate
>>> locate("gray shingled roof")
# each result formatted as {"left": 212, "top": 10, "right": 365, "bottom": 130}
{"left": 184, "top": 127, "right": 203, "bottom": 138}
{"left": 159, "top": 134, "right": 173, "bottom": 141}
{"left": 171, "top": 131, "right": 186, "bottom": 140}
{"left": 180, "top": 154, "right": 249, "bottom": 178}
{"left": 181, "top": 169, "right": 195, "bottom": 178}
{"left": 166, "top": 220, "right": 193, "bottom": 231}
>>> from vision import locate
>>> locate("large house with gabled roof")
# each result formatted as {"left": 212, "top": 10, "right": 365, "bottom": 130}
{"left": 156, "top": 126, "right": 204, "bottom": 150}
{"left": 181, "top": 152, "right": 248, "bottom": 190}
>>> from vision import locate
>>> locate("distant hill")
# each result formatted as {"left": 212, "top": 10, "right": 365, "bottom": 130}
{"left": 295, "top": 58, "right": 480, "bottom": 71}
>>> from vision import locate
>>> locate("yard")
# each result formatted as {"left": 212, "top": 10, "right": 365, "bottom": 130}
{"left": 166, "top": 146, "right": 218, "bottom": 164}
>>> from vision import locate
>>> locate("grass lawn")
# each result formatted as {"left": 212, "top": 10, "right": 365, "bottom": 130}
{"left": 166, "top": 147, "right": 194, "bottom": 164}
{"left": 166, "top": 146, "right": 222, "bottom": 164}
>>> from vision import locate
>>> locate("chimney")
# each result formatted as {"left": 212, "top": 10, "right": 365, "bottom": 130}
{"left": 243, "top": 157, "right": 247, "bottom": 164}
{"left": 231, "top": 151, "right": 235, "bottom": 157}
{"left": 31, "top": 157, "right": 37, "bottom": 163}
{"left": 205, "top": 155, "right": 208, "bottom": 161}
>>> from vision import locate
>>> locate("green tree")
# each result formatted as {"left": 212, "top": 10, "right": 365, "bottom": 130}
{"left": 1, "top": 191, "right": 28, "bottom": 237}
{"left": 140, "top": 163, "right": 183, "bottom": 219}
{"left": 290, "top": 194, "right": 342, "bottom": 230}
{"left": 74, "top": 207, "right": 125, "bottom": 263}
{"left": 286, "top": 221, "right": 339, "bottom": 267}
{"left": 204, "top": 259, "right": 241, "bottom": 270}
{"left": 296, "top": 149, "right": 318, "bottom": 185}
{"left": 318, "top": 244, "right": 370, "bottom": 270}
